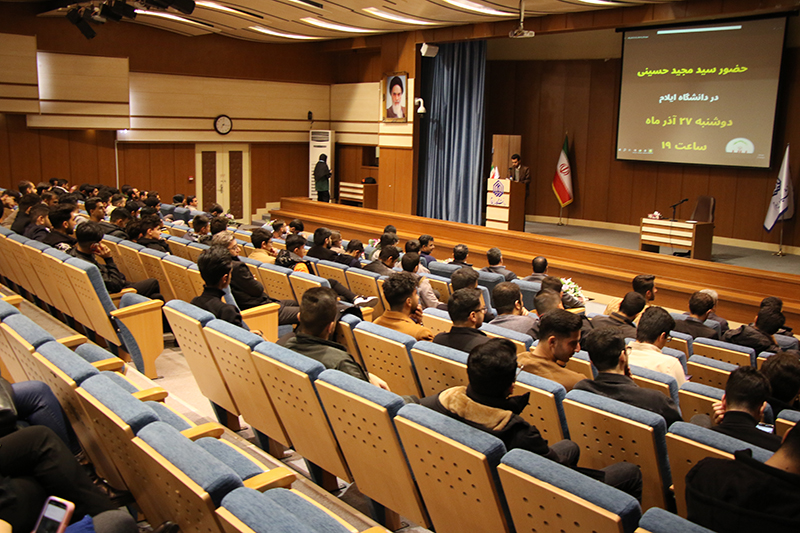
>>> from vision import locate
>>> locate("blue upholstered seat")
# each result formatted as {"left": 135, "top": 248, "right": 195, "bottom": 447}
{"left": 253, "top": 341, "right": 326, "bottom": 381}
{"left": 679, "top": 381, "right": 724, "bottom": 401}
{"left": 80, "top": 374, "right": 159, "bottom": 434}
{"left": 206, "top": 319, "right": 264, "bottom": 349}
{"left": 480, "top": 322, "right": 534, "bottom": 350}
{"left": 0, "top": 300, "right": 20, "bottom": 320}
{"left": 511, "top": 279, "right": 541, "bottom": 311}
{"left": 668, "top": 421, "right": 773, "bottom": 462}
{"left": 4, "top": 314, "right": 56, "bottom": 348}
{"left": 427, "top": 262, "right": 461, "bottom": 278}
{"left": 317, "top": 368, "right": 405, "bottom": 418}
{"left": 629, "top": 364, "right": 681, "bottom": 411}
{"left": 689, "top": 354, "right": 738, "bottom": 372}
{"left": 662, "top": 345, "right": 688, "bottom": 373}
{"left": 164, "top": 300, "right": 216, "bottom": 325}
{"left": 354, "top": 320, "right": 417, "bottom": 352}
{"left": 163, "top": 254, "right": 194, "bottom": 268}
{"left": 670, "top": 329, "right": 694, "bottom": 356}
{"left": 38, "top": 341, "right": 99, "bottom": 384}
{"left": 289, "top": 270, "right": 331, "bottom": 288}
{"left": 694, "top": 337, "right": 757, "bottom": 366}
{"left": 516, "top": 371, "right": 570, "bottom": 439}
{"left": 412, "top": 340, "right": 469, "bottom": 364}
{"left": 638, "top": 507, "right": 716, "bottom": 533}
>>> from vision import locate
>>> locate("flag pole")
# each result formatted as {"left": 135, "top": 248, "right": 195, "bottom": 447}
{"left": 773, "top": 220, "right": 786, "bottom": 256}
{"left": 558, "top": 206, "right": 564, "bottom": 226}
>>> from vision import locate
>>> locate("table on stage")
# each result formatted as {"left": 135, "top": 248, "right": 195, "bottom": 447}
{"left": 639, "top": 218, "right": 714, "bottom": 261}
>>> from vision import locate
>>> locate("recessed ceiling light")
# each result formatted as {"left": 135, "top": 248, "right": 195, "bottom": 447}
{"left": 362, "top": 7, "right": 438, "bottom": 25}
{"left": 286, "top": 0, "right": 323, "bottom": 8}
{"left": 249, "top": 25, "right": 319, "bottom": 39}
{"left": 134, "top": 9, "right": 214, "bottom": 28}
{"left": 576, "top": 0, "right": 626, "bottom": 5}
{"left": 195, "top": 1, "right": 262, "bottom": 18}
{"left": 440, "top": 0, "right": 516, "bottom": 16}
{"left": 300, "top": 17, "right": 377, "bottom": 33}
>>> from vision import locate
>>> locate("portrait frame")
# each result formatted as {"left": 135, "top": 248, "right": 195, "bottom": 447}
{"left": 382, "top": 72, "right": 409, "bottom": 123}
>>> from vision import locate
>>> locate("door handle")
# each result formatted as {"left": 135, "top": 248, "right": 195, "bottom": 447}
{"left": 218, "top": 185, "right": 224, "bottom": 194}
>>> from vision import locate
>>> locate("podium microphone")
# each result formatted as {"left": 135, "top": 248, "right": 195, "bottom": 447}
{"left": 670, "top": 198, "right": 688, "bottom": 220}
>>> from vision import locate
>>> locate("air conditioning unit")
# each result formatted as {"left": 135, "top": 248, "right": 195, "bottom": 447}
{"left": 309, "top": 130, "right": 335, "bottom": 200}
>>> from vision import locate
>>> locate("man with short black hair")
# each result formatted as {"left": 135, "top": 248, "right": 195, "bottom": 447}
{"left": 433, "top": 288, "right": 490, "bottom": 352}
{"left": 191, "top": 246, "right": 245, "bottom": 329}
{"left": 400, "top": 252, "right": 441, "bottom": 309}
{"left": 576, "top": 328, "right": 682, "bottom": 428}
{"left": 626, "top": 307, "right": 685, "bottom": 386}
{"left": 10, "top": 193, "right": 40, "bottom": 234}
{"left": 591, "top": 292, "right": 645, "bottom": 339}
{"left": 18, "top": 180, "right": 35, "bottom": 195}
{"left": 186, "top": 214, "right": 211, "bottom": 244}
{"left": 419, "top": 234, "right": 436, "bottom": 263}
{"left": 186, "top": 195, "right": 198, "bottom": 208}
{"left": 518, "top": 309, "right": 585, "bottom": 391}
{"left": 363, "top": 245, "right": 399, "bottom": 276}
{"left": 508, "top": 153, "right": 531, "bottom": 185}
{"left": 723, "top": 307, "right": 784, "bottom": 354}
{"left": 673, "top": 291, "right": 719, "bottom": 339}
{"left": 84, "top": 198, "right": 107, "bottom": 225}
{"left": 761, "top": 352, "right": 800, "bottom": 414}
{"left": 523, "top": 256, "right": 548, "bottom": 283}
{"left": 450, "top": 244, "right": 471, "bottom": 266}
{"left": 131, "top": 216, "right": 171, "bottom": 254}
{"left": 275, "top": 234, "right": 311, "bottom": 273}
{"left": 481, "top": 247, "right": 518, "bottom": 281}
{"left": 307, "top": 227, "right": 360, "bottom": 268}
{"left": 287, "top": 219, "right": 304, "bottom": 235}
{"left": 209, "top": 216, "right": 228, "bottom": 236}
{"left": 248, "top": 228, "right": 277, "bottom": 264}
{"left": 605, "top": 274, "right": 657, "bottom": 315}
{"left": 44, "top": 204, "right": 77, "bottom": 251}
{"left": 22, "top": 204, "right": 51, "bottom": 241}
{"left": 369, "top": 232, "right": 399, "bottom": 261}
{"left": 374, "top": 272, "right": 433, "bottom": 341}
{"left": 99, "top": 207, "right": 130, "bottom": 239}
{"left": 488, "top": 282, "right": 536, "bottom": 338}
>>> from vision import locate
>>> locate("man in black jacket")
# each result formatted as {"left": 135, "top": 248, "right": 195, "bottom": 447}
{"left": 306, "top": 227, "right": 360, "bottom": 268}
{"left": 43, "top": 204, "right": 77, "bottom": 252}
{"left": 673, "top": 291, "right": 719, "bottom": 340}
{"left": 99, "top": 207, "right": 131, "bottom": 239}
{"left": 129, "top": 216, "right": 171, "bottom": 254}
{"left": 10, "top": 193, "right": 40, "bottom": 234}
{"left": 432, "top": 288, "right": 490, "bottom": 353}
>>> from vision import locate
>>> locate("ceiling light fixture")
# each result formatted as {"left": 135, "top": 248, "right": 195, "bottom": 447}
{"left": 249, "top": 25, "right": 319, "bottom": 39}
{"left": 577, "top": 0, "right": 626, "bottom": 5}
{"left": 441, "top": 0, "right": 516, "bottom": 17}
{"left": 362, "top": 7, "right": 438, "bottom": 25}
{"left": 300, "top": 17, "right": 377, "bottom": 33}
{"left": 134, "top": 9, "right": 213, "bottom": 28}
{"left": 195, "top": 1, "right": 261, "bottom": 18}
{"left": 287, "top": 0, "right": 323, "bottom": 9}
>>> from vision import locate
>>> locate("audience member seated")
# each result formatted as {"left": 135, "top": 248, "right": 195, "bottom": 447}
{"left": 723, "top": 306, "right": 784, "bottom": 354}
{"left": 374, "top": 271, "right": 434, "bottom": 341}
{"left": 307, "top": 227, "right": 360, "bottom": 268}
{"left": 363, "top": 245, "right": 400, "bottom": 276}
{"left": 523, "top": 256, "right": 548, "bottom": 283}
{"left": 0, "top": 189, "right": 20, "bottom": 226}
{"left": 709, "top": 367, "right": 782, "bottom": 452}
{"left": 518, "top": 309, "right": 585, "bottom": 391}
{"left": 344, "top": 239, "right": 365, "bottom": 262}
{"left": 43, "top": 204, "right": 77, "bottom": 252}
{"left": 207, "top": 203, "right": 224, "bottom": 217}
{"left": 604, "top": 274, "right": 657, "bottom": 315}
{"left": 626, "top": 307, "right": 686, "bottom": 386}
{"left": 172, "top": 193, "right": 185, "bottom": 207}
{"left": 186, "top": 195, "right": 198, "bottom": 209}
{"left": 400, "top": 252, "right": 441, "bottom": 309}
{"left": 128, "top": 216, "right": 172, "bottom": 254}
{"left": 576, "top": 328, "right": 682, "bottom": 428}
{"left": 433, "top": 288, "right": 490, "bottom": 352}
{"left": 488, "top": 282, "right": 537, "bottom": 337}
{"left": 369, "top": 232, "right": 399, "bottom": 261}
{"left": 591, "top": 292, "right": 645, "bottom": 339}
{"left": 404, "top": 240, "right": 429, "bottom": 273}
{"left": 22, "top": 204, "right": 51, "bottom": 241}
{"left": 192, "top": 246, "right": 253, "bottom": 331}
{"left": 248, "top": 228, "right": 277, "bottom": 264}
{"left": 541, "top": 275, "right": 584, "bottom": 310}
{"left": 82, "top": 197, "right": 108, "bottom": 227}
{"left": 760, "top": 297, "right": 799, "bottom": 351}
{"left": 41, "top": 190, "right": 58, "bottom": 207}
{"left": 419, "top": 234, "right": 437, "bottom": 264}
{"left": 209, "top": 216, "right": 229, "bottom": 237}
{"left": 19, "top": 180, "right": 36, "bottom": 195}
{"left": 211, "top": 232, "right": 300, "bottom": 325}
{"left": 124, "top": 200, "right": 140, "bottom": 219}
{"left": 329, "top": 230, "right": 345, "bottom": 254}
{"left": 9, "top": 193, "right": 40, "bottom": 234}
{"left": 421, "top": 338, "right": 642, "bottom": 499}
{"left": 69, "top": 222, "right": 162, "bottom": 300}
{"left": 270, "top": 220, "right": 287, "bottom": 239}
{"left": 436, "top": 266, "right": 497, "bottom": 321}
{"left": 480, "top": 247, "right": 518, "bottom": 281}
{"left": 528, "top": 288, "right": 560, "bottom": 340}
{"left": 99, "top": 207, "right": 131, "bottom": 239}
{"left": 686, "top": 425, "right": 800, "bottom": 532}
{"left": 673, "top": 291, "right": 720, "bottom": 340}
{"left": 449, "top": 244, "right": 472, "bottom": 266}
{"left": 287, "top": 218, "right": 304, "bottom": 236}
{"left": 185, "top": 214, "right": 211, "bottom": 243}
{"left": 106, "top": 193, "right": 126, "bottom": 215}
{"left": 690, "top": 290, "right": 729, "bottom": 334}
{"left": 761, "top": 352, "right": 800, "bottom": 414}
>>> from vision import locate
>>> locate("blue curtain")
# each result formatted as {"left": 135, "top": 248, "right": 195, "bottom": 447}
{"left": 418, "top": 41, "right": 486, "bottom": 225}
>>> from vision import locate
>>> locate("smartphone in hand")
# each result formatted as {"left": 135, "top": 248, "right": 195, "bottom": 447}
{"left": 33, "top": 496, "right": 74, "bottom": 533}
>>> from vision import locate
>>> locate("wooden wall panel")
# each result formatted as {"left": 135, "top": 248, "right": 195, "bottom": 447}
{"left": 38, "top": 130, "right": 70, "bottom": 181}
{"left": 116, "top": 143, "right": 196, "bottom": 199}
{"left": 0, "top": 114, "right": 10, "bottom": 186}
{"left": 250, "top": 143, "right": 308, "bottom": 209}
{"left": 7, "top": 113, "right": 41, "bottom": 182}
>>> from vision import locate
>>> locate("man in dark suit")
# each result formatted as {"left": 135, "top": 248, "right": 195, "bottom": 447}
{"left": 673, "top": 291, "right": 720, "bottom": 339}
{"left": 508, "top": 153, "right": 531, "bottom": 186}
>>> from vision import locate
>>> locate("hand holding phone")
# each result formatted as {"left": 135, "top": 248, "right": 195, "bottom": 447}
{"left": 33, "top": 496, "right": 74, "bottom": 533}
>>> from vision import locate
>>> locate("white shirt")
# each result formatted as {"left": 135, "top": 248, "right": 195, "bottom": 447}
{"left": 627, "top": 340, "right": 686, "bottom": 386}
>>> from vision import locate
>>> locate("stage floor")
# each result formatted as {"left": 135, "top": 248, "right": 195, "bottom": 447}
{"left": 524, "top": 221, "right": 800, "bottom": 276}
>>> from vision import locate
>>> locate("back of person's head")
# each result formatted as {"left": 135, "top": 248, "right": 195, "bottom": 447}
{"left": 451, "top": 267, "right": 479, "bottom": 291}
{"left": 97, "top": 190, "right": 112, "bottom": 203}
{"left": 378, "top": 232, "right": 399, "bottom": 248}
{"left": 583, "top": 328, "right": 625, "bottom": 372}
{"left": 688, "top": 291, "right": 715, "bottom": 316}
{"left": 383, "top": 271, "right": 419, "bottom": 311}
{"left": 538, "top": 309, "right": 582, "bottom": 341}
{"left": 329, "top": 230, "right": 341, "bottom": 246}
{"left": 110, "top": 193, "right": 125, "bottom": 206}
{"left": 699, "top": 289, "right": 718, "bottom": 306}
{"left": 147, "top": 191, "right": 159, "bottom": 199}
{"left": 271, "top": 220, "right": 285, "bottom": 234}
{"left": 49, "top": 205, "right": 76, "bottom": 229}
{"left": 486, "top": 247, "right": 502, "bottom": 266}
{"left": 383, "top": 224, "right": 397, "bottom": 234}
{"left": 453, "top": 244, "right": 469, "bottom": 261}
{"left": 210, "top": 216, "right": 228, "bottom": 235}
{"left": 755, "top": 307, "right": 786, "bottom": 335}
{"left": 288, "top": 219, "right": 304, "bottom": 233}
{"left": 534, "top": 288, "right": 562, "bottom": 316}
{"left": 492, "top": 282, "right": 521, "bottom": 315}
{"left": 75, "top": 221, "right": 104, "bottom": 245}
{"left": 19, "top": 193, "right": 41, "bottom": 213}
{"left": 121, "top": 184, "right": 133, "bottom": 197}
{"left": 126, "top": 219, "right": 143, "bottom": 241}
{"left": 143, "top": 197, "right": 160, "bottom": 208}
{"left": 467, "top": 339, "right": 518, "bottom": 398}
{"left": 125, "top": 200, "right": 140, "bottom": 216}
{"left": 285, "top": 234, "right": 306, "bottom": 253}
{"left": 636, "top": 306, "right": 675, "bottom": 343}
{"left": 251, "top": 228, "right": 272, "bottom": 249}
{"left": 140, "top": 206, "right": 158, "bottom": 218}
{"left": 540, "top": 275, "right": 563, "bottom": 293}
{"left": 139, "top": 215, "right": 161, "bottom": 236}
{"left": 57, "top": 193, "right": 78, "bottom": 206}
{"left": 208, "top": 203, "right": 224, "bottom": 216}
{"left": 760, "top": 296, "right": 783, "bottom": 311}
{"left": 405, "top": 239, "right": 421, "bottom": 254}
{"left": 401, "top": 252, "right": 420, "bottom": 272}
{"left": 110, "top": 207, "right": 131, "bottom": 224}
{"left": 346, "top": 239, "right": 363, "bottom": 254}
{"left": 211, "top": 231, "right": 235, "bottom": 249}
{"left": 28, "top": 204, "right": 50, "bottom": 224}
{"left": 172, "top": 194, "right": 184, "bottom": 204}
{"left": 419, "top": 234, "right": 434, "bottom": 247}
{"left": 378, "top": 245, "right": 400, "bottom": 262}
{"left": 632, "top": 274, "right": 656, "bottom": 296}
{"left": 298, "top": 287, "right": 338, "bottom": 337}
{"left": 18, "top": 180, "right": 33, "bottom": 194}
{"left": 532, "top": 256, "right": 548, "bottom": 273}
{"left": 198, "top": 246, "right": 232, "bottom": 286}
{"left": 724, "top": 367, "right": 771, "bottom": 414}
{"left": 192, "top": 214, "right": 209, "bottom": 233}
{"left": 313, "top": 227, "right": 332, "bottom": 246}
{"left": 761, "top": 352, "right": 800, "bottom": 404}
{"left": 448, "top": 288, "right": 482, "bottom": 323}
{"left": 619, "top": 291, "right": 647, "bottom": 317}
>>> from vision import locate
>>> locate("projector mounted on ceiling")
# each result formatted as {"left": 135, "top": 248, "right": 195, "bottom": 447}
{"left": 509, "top": 0, "right": 535, "bottom": 39}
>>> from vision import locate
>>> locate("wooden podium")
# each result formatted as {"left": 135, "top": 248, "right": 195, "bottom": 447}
{"left": 485, "top": 178, "right": 526, "bottom": 231}
{"left": 639, "top": 218, "right": 714, "bottom": 261}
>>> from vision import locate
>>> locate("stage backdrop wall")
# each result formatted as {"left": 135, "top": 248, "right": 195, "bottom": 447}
{"left": 485, "top": 50, "right": 800, "bottom": 249}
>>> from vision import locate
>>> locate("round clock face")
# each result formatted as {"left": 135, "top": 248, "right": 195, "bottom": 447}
{"left": 214, "top": 115, "right": 232, "bottom": 135}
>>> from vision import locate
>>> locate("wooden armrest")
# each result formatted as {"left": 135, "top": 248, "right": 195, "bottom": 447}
{"left": 241, "top": 303, "right": 279, "bottom": 342}
{"left": 240, "top": 302, "right": 280, "bottom": 319}
{"left": 360, "top": 306, "right": 374, "bottom": 322}
{"left": 243, "top": 467, "right": 296, "bottom": 491}
{"left": 0, "top": 519, "right": 11, "bottom": 533}
{"left": 131, "top": 386, "right": 168, "bottom": 402}
{"left": 110, "top": 298, "right": 164, "bottom": 318}
{"left": 181, "top": 422, "right": 225, "bottom": 441}
{"left": 57, "top": 334, "right": 88, "bottom": 348}
{"left": 1, "top": 295, "right": 23, "bottom": 308}
{"left": 109, "top": 288, "right": 136, "bottom": 299}
{"left": 91, "top": 357, "right": 125, "bottom": 372}
{"left": 567, "top": 307, "right": 586, "bottom": 315}
{"left": 362, "top": 528, "right": 391, "bottom": 533}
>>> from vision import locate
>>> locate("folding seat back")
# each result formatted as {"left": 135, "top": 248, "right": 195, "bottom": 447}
{"left": 167, "top": 235, "right": 191, "bottom": 260}
{"left": 315, "top": 260, "right": 349, "bottom": 289}
{"left": 666, "top": 421, "right": 773, "bottom": 517}
{"left": 238, "top": 256, "right": 261, "bottom": 280}
{"left": 776, "top": 409, "right": 799, "bottom": 437}
{"left": 21, "top": 240, "right": 55, "bottom": 305}
{"left": 565, "top": 350, "right": 595, "bottom": 379}
{"left": 118, "top": 240, "right": 149, "bottom": 282}
{"left": 394, "top": 403, "right": 511, "bottom": 533}
{"left": 333, "top": 314, "right": 365, "bottom": 367}
{"left": 422, "top": 272, "right": 451, "bottom": 304}
{"left": 139, "top": 248, "right": 176, "bottom": 301}
{"left": 241, "top": 243, "right": 255, "bottom": 258}
{"left": 173, "top": 206, "right": 190, "bottom": 222}
{"left": 678, "top": 382, "right": 723, "bottom": 422}
{"left": 692, "top": 337, "right": 755, "bottom": 367}
{"left": 757, "top": 350, "right": 775, "bottom": 369}
{"left": 160, "top": 204, "right": 176, "bottom": 218}
{"left": 345, "top": 269, "right": 385, "bottom": 317}
{"left": 187, "top": 264, "right": 206, "bottom": 296}
{"left": 40, "top": 249, "right": 79, "bottom": 318}
{"left": 163, "top": 255, "right": 200, "bottom": 301}
{"left": 635, "top": 507, "right": 716, "bottom": 533}
{"left": 511, "top": 279, "right": 541, "bottom": 311}
{"left": 187, "top": 242, "right": 210, "bottom": 263}
{"left": 302, "top": 255, "right": 319, "bottom": 275}
{"left": 0, "top": 231, "right": 18, "bottom": 285}
{"left": 0, "top": 302, "right": 21, "bottom": 380}
{"left": 287, "top": 271, "right": 329, "bottom": 303}
{"left": 102, "top": 235, "right": 130, "bottom": 280}
{"left": 514, "top": 371, "right": 569, "bottom": 442}
{"left": 234, "top": 229, "right": 252, "bottom": 243}
{"left": 662, "top": 345, "right": 688, "bottom": 373}
{"left": 421, "top": 307, "right": 452, "bottom": 335}
{"left": 564, "top": 390, "right": 671, "bottom": 511}
{"left": 168, "top": 225, "right": 188, "bottom": 238}
{"left": 6, "top": 234, "right": 37, "bottom": 293}
{"left": 251, "top": 343, "right": 352, "bottom": 484}
{"left": 163, "top": 301, "right": 240, "bottom": 420}
{"left": 427, "top": 262, "right": 460, "bottom": 278}
{"left": 353, "top": 321, "right": 422, "bottom": 397}
{"left": 203, "top": 320, "right": 290, "bottom": 448}
{"left": 498, "top": 449, "right": 641, "bottom": 533}
{"left": 476, "top": 271, "right": 504, "bottom": 306}
{"left": 687, "top": 354, "right": 736, "bottom": 388}
{"left": 629, "top": 365, "right": 680, "bottom": 410}
{"left": 409, "top": 341, "right": 469, "bottom": 397}
{"left": 271, "top": 238, "right": 285, "bottom": 250}
{"left": 480, "top": 323, "right": 533, "bottom": 354}
{"left": 667, "top": 330, "right": 693, "bottom": 359}
{"left": 316, "top": 369, "right": 431, "bottom": 528}
{"left": 256, "top": 263, "right": 296, "bottom": 302}
{"left": 0, "top": 313, "right": 54, "bottom": 382}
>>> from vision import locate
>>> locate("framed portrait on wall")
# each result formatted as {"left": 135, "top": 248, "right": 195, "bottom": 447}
{"left": 382, "top": 72, "right": 408, "bottom": 123}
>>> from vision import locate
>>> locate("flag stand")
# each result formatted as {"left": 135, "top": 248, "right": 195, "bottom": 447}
{"left": 557, "top": 206, "right": 565, "bottom": 226}
{"left": 773, "top": 221, "right": 787, "bottom": 256}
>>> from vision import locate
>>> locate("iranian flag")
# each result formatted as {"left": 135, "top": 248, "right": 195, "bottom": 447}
{"left": 552, "top": 135, "right": 573, "bottom": 207}
{"left": 489, "top": 165, "right": 500, "bottom": 181}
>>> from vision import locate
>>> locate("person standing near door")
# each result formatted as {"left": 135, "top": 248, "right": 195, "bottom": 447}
{"left": 314, "top": 154, "right": 331, "bottom": 203}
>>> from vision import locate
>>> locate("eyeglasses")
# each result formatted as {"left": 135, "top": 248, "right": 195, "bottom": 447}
{"left": 474, "top": 307, "right": 487, "bottom": 314}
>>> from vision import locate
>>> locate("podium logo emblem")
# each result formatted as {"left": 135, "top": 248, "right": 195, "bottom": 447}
{"left": 492, "top": 180, "right": 504, "bottom": 197}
